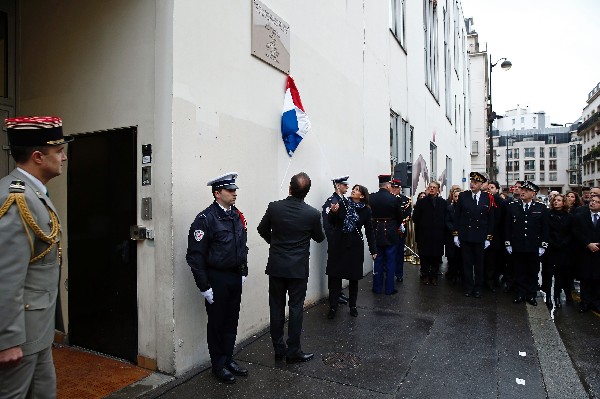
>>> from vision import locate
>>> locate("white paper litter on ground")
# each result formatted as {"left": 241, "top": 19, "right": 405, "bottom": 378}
{"left": 516, "top": 378, "right": 526, "bottom": 385}
{"left": 519, "top": 351, "right": 526, "bottom": 357}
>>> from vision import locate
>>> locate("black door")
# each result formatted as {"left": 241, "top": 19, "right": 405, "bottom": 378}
{"left": 67, "top": 127, "right": 137, "bottom": 362}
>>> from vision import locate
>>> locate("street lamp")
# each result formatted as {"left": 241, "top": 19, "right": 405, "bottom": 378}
{"left": 487, "top": 55, "right": 512, "bottom": 181}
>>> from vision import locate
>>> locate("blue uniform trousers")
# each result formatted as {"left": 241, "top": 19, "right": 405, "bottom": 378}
{"left": 395, "top": 236, "right": 406, "bottom": 279}
{"left": 373, "top": 245, "right": 397, "bottom": 294}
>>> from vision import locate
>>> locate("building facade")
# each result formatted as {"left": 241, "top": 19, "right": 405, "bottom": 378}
{"left": 495, "top": 106, "right": 550, "bottom": 131}
{"left": 467, "top": 24, "right": 487, "bottom": 174}
{"left": 578, "top": 81, "right": 600, "bottom": 187}
{"left": 0, "top": 0, "right": 474, "bottom": 374}
{"left": 494, "top": 127, "right": 579, "bottom": 195}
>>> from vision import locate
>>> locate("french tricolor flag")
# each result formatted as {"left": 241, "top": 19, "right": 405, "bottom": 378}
{"left": 281, "top": 75, "right": 311, "bottom": 157}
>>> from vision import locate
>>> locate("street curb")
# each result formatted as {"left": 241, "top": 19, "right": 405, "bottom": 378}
{"left": 527, "top": 301, "right": 589, "bottom": 398}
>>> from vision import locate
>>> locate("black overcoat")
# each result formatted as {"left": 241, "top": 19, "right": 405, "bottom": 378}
{"left": 326, "top": 204, "right": 377, "bottom": 280}
{"left": 412, "top": 194, "right": 447, "bottom": 257}
{"left": 454, "top": 190, "right": 494, "bottom": 243}
{"left": 546, "top": 209, "right": 572, "bottom": 266}
{"left": 572, "top": 209, "right": 600, "bottom": 279}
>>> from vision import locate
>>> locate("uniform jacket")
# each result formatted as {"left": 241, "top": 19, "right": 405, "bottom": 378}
{"left": 504, "top": 200, "right": 549, "bottom": 253}
{"left": 257, "top": 196, "right": 325, "bottom": 279}
{"left": 186, "top": 201, "right": 249, "bottom": 292}
{"left": 572, "top": 209, "right": 600, "bottom": 279}
{"left": 396, "top": 193, "right": 412, "bottom": 236}
{"left": 369, "top": 189, "right": 403, "bottom": 246}
{"left": 0, "top": 169, "right": 61, "bottom": 356}
{"left": 489, "top": 193, "right": 505, "bottom": 250}
{"left": 454, "top": 190, "right": 495, "bottom": 243}
{"left": 326, "top": 203, "right": 376, "bottom": 280}
{"left": 412, "top": 194, "right": 447, "bottom": 257}
{"left": 322, "top": 192, "right": 347, "bottom": 241}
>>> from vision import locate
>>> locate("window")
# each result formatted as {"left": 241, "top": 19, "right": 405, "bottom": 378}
{"left": 506, "top": 161, "right": 513, "bottom": 172}
{"left": 389, "top": 0, "right": 406, "bottom": 48}
{"left": 513, "top": 161, "right": 520, "bottom": 171}
{"left": 549, "top": 160, "right": 557, "bottom": 171}
{"left": 512, "top": 119, "right": 515, "bottom": 125}
{"left": 443, "top": 3, "right": 451, "bottom": 119}
{"left": 524, "top": 173, "right": 535, "bottom": 181}
{"left": 540, "top": 172, "right": 545, "bottom": 181}
{"left": 549, "top": 172, "right": 557, "bottom": 181}
{"left": 507, "top": 149, "right": 513, "bottom": 159}
{"left": 430, "top": 142, "right": 437, "bottom": 182}
{"left": 525, "top": 160, "right": 535, "bottom": 170}
{"left": 549, "top": 147, "right": 557, "bottom": 158}
{"left": 521, "top": 117, "right": 525, "bottom": 123}
{"left": 548, "top": 135, "right": 556, "bottom": 144}
{"left": 539, "top": 160, "right": 545, "bottom": 171}
{"left": 390, "top": 112, "right": 400, "bottom": 166}
{"left": 533, "top": 116, "right": 536, "bottom": 123}
{"left": 514, "top": 148, "right": 519, "bottom": 159}
{"left": 539, "top": 147, "right": 545, "bottom": 158}
{"left": 424, "top": 0, "right": 439, "bottom": 99}
{"left": 471, "top": 141, "right": 478, "bottom": 154}
{"left": 525, "top": 148, "right": 535, "bottom": 158}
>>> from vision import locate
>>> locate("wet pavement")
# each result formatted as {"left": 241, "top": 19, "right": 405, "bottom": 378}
{"left": 122, "top": 262, "right": 594, "bottom": 399}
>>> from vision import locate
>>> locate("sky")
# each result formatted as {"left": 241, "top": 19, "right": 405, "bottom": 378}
{"left": 460, "top": 0, "right": 600, "bottom": 125}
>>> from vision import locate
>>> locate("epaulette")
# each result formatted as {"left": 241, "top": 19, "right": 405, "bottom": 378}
{"left": 9, "top": 180, "right": 25, "bottom": 193}
{"left": 198, "top": 213, "right": 206, "bottom": 219}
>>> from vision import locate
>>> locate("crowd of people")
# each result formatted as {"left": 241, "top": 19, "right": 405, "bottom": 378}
{"left": 184, "top": 168, "right": 600, "bottom": 385}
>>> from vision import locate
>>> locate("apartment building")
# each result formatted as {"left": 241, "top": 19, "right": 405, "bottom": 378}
{"left": 578, "top": 81, "right": 600, "bottom": 187}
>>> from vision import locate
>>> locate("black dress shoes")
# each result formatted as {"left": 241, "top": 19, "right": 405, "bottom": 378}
{"left": 472, "top": 292, "right": 481, "bottom": 299}
{"left": 350, "top": 307, "right": 358, "bottom": 317}
{"left": 225, "top": 360, "right": 248, "bottom": 376}
{"left": 274, "top": 353, "right": 285, "bottom": 361}
{"left": 396, "top": 276, "right": 403, "bottom": 282}
{"left": 513, "top": 296, "right": 525, "bottom": 304}
{"left": 212, "top": 368, "right": 236, "bottom": 384}
{"left": 286, "top": 351, "right": 314, "bottom": 364}
{"left": 327, "top": 308, "right": 336, "bottom": 319}
{"left": 527, "top": 298, "right": 538, "bottom": 306}
{"left": 464, "top": 292, "right": 471, "bottom": 297}
{"left": 579, "top": 303, "right": 589, "bottom": 313}
{"left": 386, "top": 289, "right": 398, "bottom": 295}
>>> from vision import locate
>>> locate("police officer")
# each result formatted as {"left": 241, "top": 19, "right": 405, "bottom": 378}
{"left": 370, "top": 174, "right": 403, "bottom": 295}
{"left": 0, "top": 116, "right": 72, "bottom": 399}
{"left": 504, "top": 181, "right": 549, "bottom": 306}
{"left": 322, "top": 176, "right": 351, "bottom": 304}
{"left": 186, "top": 172, "right": 249, "bottom": 384}
{"left": 453, "top": 172, "right": 495, "bottom": 298}
{"left": 390, "top": 179, "right": 412, "bottom": 282}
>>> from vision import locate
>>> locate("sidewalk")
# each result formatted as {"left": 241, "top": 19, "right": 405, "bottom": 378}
{"left": 114, "top": 263, "right": 587, "bottom": 399}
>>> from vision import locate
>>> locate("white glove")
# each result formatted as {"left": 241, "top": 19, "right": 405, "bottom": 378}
{"left": 201, "top": 288, "right": 214, "bottom": 304}
{"left": 400, "top": 224, "right": 406, "bottom": 234}
{"left": 242, "top": 276, "right": 247, "bottom": 285}
{"left": 454, "top": 236, "right": 460, "bottom": 247}
{"left": 538, "top": 247, "right": 545, "bottom": 257}
{"left": 484, "top": 240, "right": 490, "bottom": 250}
{"left": 506, "top": 246, "right": 513, "bottom": 254}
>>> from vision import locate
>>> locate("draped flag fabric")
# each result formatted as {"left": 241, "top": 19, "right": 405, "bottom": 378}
{"left": 281, "top": 75, "right": 311, "bottom": 157}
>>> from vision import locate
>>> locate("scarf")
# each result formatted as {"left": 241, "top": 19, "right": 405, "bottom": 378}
{"left": 343, "top": 200, "right": 366, "bottom": 233}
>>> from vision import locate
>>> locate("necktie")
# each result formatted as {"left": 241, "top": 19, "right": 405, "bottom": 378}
{"left": 472, "top": 193, "right": 477, "bottom": 204}
{"left": 594, "top": 213, "right": 598, "bottom": 227}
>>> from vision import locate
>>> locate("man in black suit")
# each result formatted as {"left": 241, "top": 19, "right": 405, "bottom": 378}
{"left": 390, "top": 179, "right": 412, "bottom": 283}
{"left": 572, "top": 193, "right": 600, "bottom": 313}
{"left": 413, "top": 181, "right": 447, "bottom": 286}
{"left": 257, "top": 172, "right": 325, "bottom": 363}
{"left": 453, "top": 172, "right": 495, "bottom": 298}
{"left": 504, "top": 181, "right": 549, "bottom": 306}
{"left": 370, "top": 174, "right": 403, "bottom": 294}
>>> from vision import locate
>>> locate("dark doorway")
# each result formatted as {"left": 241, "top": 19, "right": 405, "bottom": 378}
{"left": 67, "top": 127, "right": 137, "bottom": 362}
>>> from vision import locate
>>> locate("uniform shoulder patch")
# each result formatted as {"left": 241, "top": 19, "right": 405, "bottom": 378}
{"left": 194, "top": 229, "right": 205, "bottom": 241}
{"left": 9, "top": 180, "right": 25, "bottom": 193}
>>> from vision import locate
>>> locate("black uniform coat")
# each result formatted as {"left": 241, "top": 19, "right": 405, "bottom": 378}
{"left": 546, "top": 209, "right": 572, "bottom": 266}
{"left": 186, "top": 202, "right": 248, "bottom": 292}
{"left": 572, "top": 209, "right": 600, "bottom": 279}
{"left": 369, "top": 188, "right": 403, "bottom": 246}
{"left": 412, "top": 194, "right": 447, "bottom": 257}
{"left": 322, "top": 192, "right": 347, "bottom": 240}
{"left": 444, "top": 202, "right": 458, "bottom": 258}
{"left": 490, "top": 193, "right": 505, "bottom": 250}
{"left": 257, "top": 196, "right": 325, "bottom": 279}
{"left": 326, "top": 204, "right": 377, "bottom": 280}
{"left": 504, "top": 200, "right": 549, "bottom": 253}
{"left": 454, "top": 190, "right": 494, "bottom": 243}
